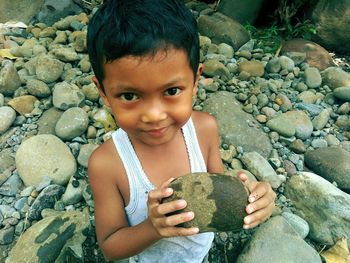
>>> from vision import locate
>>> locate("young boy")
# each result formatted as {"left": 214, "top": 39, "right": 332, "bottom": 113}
{"left": 87, "top": 0, "right": 276, "bottom": 262}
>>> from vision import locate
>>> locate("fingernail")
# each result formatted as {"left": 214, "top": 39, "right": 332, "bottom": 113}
{"left": 192, "top": 227, "right": 199, "bottom": 234}
{"left": 187, "top": 212, "right": 194, "bottom": 219}
{"left": 243, "top": 224, "right": 250, "bottom": 229}
{"left": 246, "top": 205, "right": 253, "bottom": 214}
{"left": 178, "top": 200, "right": 186, "bottom": 207}
{"left": 166, "top": 188, "right": 173, "bottom": 194}
{"left": 249, "top": 196, "right": 255, "bottom": 202}
{"left": 244, "top": 217, "right": 251, "bottom": 224}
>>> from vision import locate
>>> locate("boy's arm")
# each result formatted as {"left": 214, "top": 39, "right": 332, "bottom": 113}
{"left": 88, "top": 143, "right": 160, "bottom": 260}
{"left": 88, "top": 141, "right": 198, "bottom": 260}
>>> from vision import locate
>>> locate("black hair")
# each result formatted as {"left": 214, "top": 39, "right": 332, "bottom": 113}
{"left": 87, "top": 0, "right": 199, "bottom": 91}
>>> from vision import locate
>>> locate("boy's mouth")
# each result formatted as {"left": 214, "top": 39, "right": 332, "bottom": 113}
{"left": 144, "top": 127, "right": 168, "bottom": 137}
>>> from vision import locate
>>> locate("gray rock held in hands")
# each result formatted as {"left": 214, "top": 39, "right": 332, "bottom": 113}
{"left": 162, "top": 173, "right": 248, "bottom": 233}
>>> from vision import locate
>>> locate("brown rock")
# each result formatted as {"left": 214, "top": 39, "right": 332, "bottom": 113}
{"left": 162, "top": 172, "right": 249, "bottom": 233}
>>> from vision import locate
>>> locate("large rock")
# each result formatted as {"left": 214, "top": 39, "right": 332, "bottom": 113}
{"left": 36, "top": 0, "right": 84, "bottom": 26}
{"left": 304, "top": 147, "right": 350, "bottom": 191}
{"left": 0, "top": 61, "right": 22, "bottom": 96}
{"left": 266, "top": 110, "right": 313, "bottom": 140}
{"left": 162, "top": 173, "right": 248, "bottom": 232}
{"left": 280, "top": 39, "right": 335, "bottom": 71}
{"left": 0, "top": 0, "right": 45, "bottom": 24}
{"left": 285, "top": 172, "right": 350, "bottom": 247}
{"left": 321, "top": 67, "right": 350, "bottom": 90}
{"left": 15, "top": 134, "right": 76, "bottom": 186}
{"left": 216, "top": 0, "right": 264, "bottom": 24}
{"left": 198, "top": 12, "right": 250, "bottom": 50}
{"left": 236, "top": 216, "right": 321, "bottom": 263}
{"left": 203, "top": 91, "right": 272, "bottom": 158}
{"left": 311, "top": 0, "right": 350, "bottom": 55}
{"left": 55, "top": 107, "right": 89, "bottom": 140}
{"left": 37, "top": 107, "right": 64, "bottom": 135}
{"left": 7, "top": 210, "right": 90, "bottom": 263}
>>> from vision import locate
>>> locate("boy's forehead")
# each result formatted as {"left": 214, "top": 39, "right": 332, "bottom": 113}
{"left": 104, "top": 47, "right": 189, "bottom": 66}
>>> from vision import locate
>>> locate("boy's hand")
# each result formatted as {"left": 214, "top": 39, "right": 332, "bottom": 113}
{"left": 237, "top": 172, "right": 276, "bottom": 229}
{"left": 147, "top": 178, "right": 199, "bottom": 237}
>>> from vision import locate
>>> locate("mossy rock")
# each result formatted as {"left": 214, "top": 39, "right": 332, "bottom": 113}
{"left": 162, "top": 172, "right": 249, "bottom": 233}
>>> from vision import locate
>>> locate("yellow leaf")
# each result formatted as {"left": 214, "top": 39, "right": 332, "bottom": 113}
{"left": 0, "top": 49, "right": 17, "bottom": 59}
{"left": 321, "top": 236, "right": 350, "bottom": 263}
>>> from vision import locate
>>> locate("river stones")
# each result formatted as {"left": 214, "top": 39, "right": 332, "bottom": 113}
{"left": 162, "top": 173, "right": 249, "bottom": 233}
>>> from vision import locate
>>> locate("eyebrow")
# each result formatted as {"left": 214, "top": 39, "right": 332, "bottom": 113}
{"left": 111, "top": 77, "right": 188, "bottom": 91}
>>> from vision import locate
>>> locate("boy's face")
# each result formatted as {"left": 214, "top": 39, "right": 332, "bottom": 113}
{"left": 94, "top": 48, "right": 201, "bottom": 146}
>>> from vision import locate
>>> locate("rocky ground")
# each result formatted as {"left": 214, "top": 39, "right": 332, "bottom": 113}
{"left": 0, "top": 2, "right": 350, "bottom": 263}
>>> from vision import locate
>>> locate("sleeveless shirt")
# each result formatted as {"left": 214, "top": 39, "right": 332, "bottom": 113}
{"left": 111, "top": 117, "right": 214, "bottom": 263}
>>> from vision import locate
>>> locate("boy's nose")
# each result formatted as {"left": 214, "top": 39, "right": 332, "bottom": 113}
{"left": 141, "top": 104, "right": 167, "bottom": 123}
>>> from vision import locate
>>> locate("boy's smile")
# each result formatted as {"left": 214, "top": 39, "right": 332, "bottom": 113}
{"left": 95, "top": 48, "right": 201, "bottom": 147}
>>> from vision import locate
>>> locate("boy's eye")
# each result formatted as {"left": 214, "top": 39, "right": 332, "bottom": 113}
{"left": 165, "top": 87, "right": 181, "bottom": 96}
{"left": 120, "top": 92, "right": 138, "bottom": 101}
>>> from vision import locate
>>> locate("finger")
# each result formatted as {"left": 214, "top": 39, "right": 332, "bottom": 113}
{"left": 245, "top": 192, "right": 275, "bottom": 214}
{"left": 237, "top": 171, "right": 248, "bottom": 183}
{"left": 243, "top": 202, "right": 275, "bottom": 229}
{"left": 156, "top": 199, "right": 187, "bottom": 216}
{"left": 162, "top": 211, "right": 195, "bottom": 227}
{"left": 247, "top": 182, "right": 272, "bottom": 203}
{"left": 148, "top": 187, "right": 173, "bottom": 206}
{"left": 158, "top": 226, "right": 199, "bottom": 237}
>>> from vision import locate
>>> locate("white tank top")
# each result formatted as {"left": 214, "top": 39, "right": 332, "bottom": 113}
{"left": 112, "top": 117, "right": 214, "bottom": 263}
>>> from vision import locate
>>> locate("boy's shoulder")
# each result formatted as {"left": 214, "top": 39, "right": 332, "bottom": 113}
{"left": 88, "top": 138, "right": 122, "bottom": 181}
{"left": 191, "top": 110, "right": 218, "bottom": 134}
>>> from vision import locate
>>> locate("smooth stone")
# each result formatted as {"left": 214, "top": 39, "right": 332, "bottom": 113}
{"left": 0, "top": 226, "right": 15, "bottom": 245}
{"left": 55, "top": 107, "right": 89, "bottom": 140}
{"left": 203, "top": 91, "right": 272, "bottom": 158}
{"left": 288, "top": 139, "right": 306, "bottom": 154}
{"left": 0, "top": 106, "right": 16, "bottom": 134}
{"left": 162, "top": 173, "right": 249, "bottom": 232}
{"left": 279, "top": 56, "right": 295, "bottom": 71}
{"left": 241, "top": 151, "right": 282, "bottom": 189}
{"left": 0, "top": 61, "right": 21, "bottom": 96}
{"left": 337, "top": 102, "right": 350, "bottom": 115}
{"left": 35, "top": 55, "right": 64, "bottom": 83}
{"left": 81, "top": 83, "right": 99, "bottom": 102}
{"left": 311, "top": 138, "right": 328, "bottom": 148}
{"left": 321, "top": 67, "right": 350, "bottom": 90}
{"left": 51, "top": 47, "right": 79, "bottom": 62}
{"left": 52, "top": 81, "right": 85, "bottom": 110}
{"left": 7, "top": 210, "right": 89, "bottom": 263}
{"left": 285, "top": 172, "right": 350, "bottom": 247}
{"left": 26, "top": 79, "right": 51, "bottom": 98}
{"left": 37, "top": 107, "right": 64, "bottom": 135}
{"left": 77, "top": 143, "right": 99, "bottom": 168}
{"left": 265, "top": 57, "right": 281, "bottom": 73}
{"left": 28, "top": 185, "right": 65, "bottom": 221}
{"left": 312, "top": 108, "right": 331, "bottom": 130}
{"left": 62, "top": 177, "right": 86, "bottom": 205}
{"left": 238, "top": 61, "right": 264, "bottom": 77}
{"left": 304, "top": 147, "right": 350, "bottom": 190}
{"left": 236, "top": 216, "right": 321, "bottom": 263}
{"left": 8, "top": 95, "right": 38, "bottom": 115}
{"left": 92, "top": 108, "right": 117, "bottom": 132}
{"left": 15, "top": 134, "right": 76, "bottom": 186}
{"left": 324, "top": 134, "right": 340, "bottom": 146}
{"left": 297, "top": 90, "right": 318, "bottom": 104}
{"left": 218, "top": 43, "right": 234, "bottom": 58}
{"left": 333, "top": 86, "right": 350, "bottom": 101}
{"left": 304, "top": 67, "right": 322, "bottom": 88}
{"left": 0, "top": 173, "right": 22, "bottom": 196}
{"left": 267, "top": 110, "right": 313, "bottom": 140}
{"left": 202, "top": 59, "right": 230, "bottom": 81}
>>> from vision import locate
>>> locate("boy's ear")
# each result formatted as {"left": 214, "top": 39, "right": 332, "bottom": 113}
{"left": 92, "top": 76, "right": 110, "bottom": 107}
{"left": 192, "top": 63, "right": 203, "bottom": 96}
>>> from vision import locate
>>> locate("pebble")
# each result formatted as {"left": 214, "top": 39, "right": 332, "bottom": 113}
{"left": 0, "top": 106, "right": 16, "bottom": 134}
